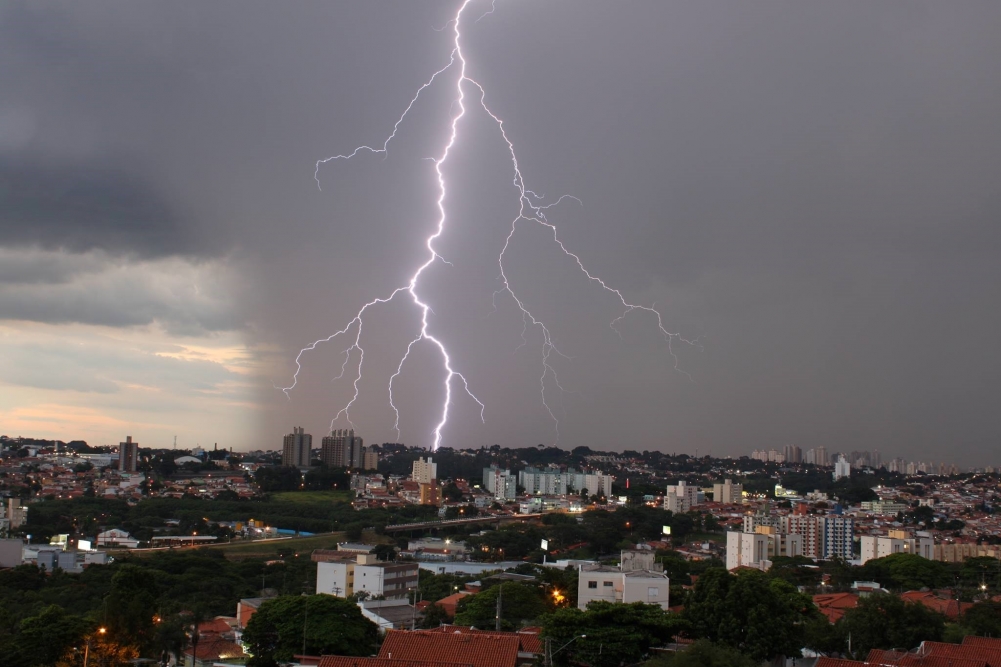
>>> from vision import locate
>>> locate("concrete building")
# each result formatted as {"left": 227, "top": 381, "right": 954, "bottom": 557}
{"left": 413, "top": 457, "right": 437, "bottom": 485}
{"left": 577, "top": 550, "right": 670, "bottom": 610}
{"left": 483, "top": 465, "right": 517, "bottom": 501}
{"left": 519, "top": 467, "right": 568, "bottom": 495}
{"left": 712, "top": 479, "right": 743, "bottom": 504}
{"left": 833, "top": 455, "right": 851, "bottom": 480}
{"left": 0, "top": 538, "right": 23, "bottom": 567}
{"left": 316, "top": 553, "right": 419, "bottom": 600}
{"left": 860, "top": 530, "right": 934, "bottom": 564}
{"left": 119, "top": 435, "right": 139, "bottom": 473}
{"left": 665, "top": 480, "right": 700, "bottom": 513}
{"left": 860, "top": 500, "right": 909, "bottom": 515}
{"left": 282, "top": 426, "right": 312, "bottom": 468}
{"left": 778, "top": 514, "right": 854, "bottom": 560}
{"left": 726, "top": 527, "right": 804, "bottom": 570}
{"left": 363, "top": 448, "right": 380, "bottom": 471}
{"left": 783, "top": 445, "right": 803, "bottom": 464}
{"left": 321, "top": 429, "right": 364, "bottom": 469}
{"left": 3, "top": 498, "right": 28, "bottom": 530}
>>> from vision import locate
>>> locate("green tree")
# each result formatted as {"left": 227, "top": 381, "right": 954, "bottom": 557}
{"left": 9, "top": 605, "right": 89, "bottom": 667}
{"left": 859, "top": 553, "right": 950, "bottom": 591}
{"left": 837, "top": 594, "right": 946, "bottom": 659}
{"left": 683, "top": 568, "right": 818, "bottom": 661}
{"left": 960, "top": 602, "right": 1001, "bottom": 638}
{"left": 542, "top": 601, "right": 688, "bottom": 667}
{"left": 454, "top": 582, "right": 547, "bottom": 629}
{"left": 418, "top": 602, "right": 451, "bottom": 628}
{"left": 645, "top": 639, "right": 757, "bottom": 667}
{"left": 242, "top": 595, "right": 378, "bottom": 666}
{"left": 105, "top": 564, "right": 160, "bottom": 654}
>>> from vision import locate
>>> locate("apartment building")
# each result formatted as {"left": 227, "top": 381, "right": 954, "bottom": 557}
{"left": 860, "top": 530, "right": 934, "bottom": 564}
{"left": 577, "top": 550, "right": 670, "bottom": 610}
{"left": 712, "top": 479, "right": 743, "bottom": 504}
{"left": 316, "top": 553, "right": 419, "bottom": 600}
{"left": 726, "top": 527, "right": 804, "bottom": 570}
{"left": 665, "top": 480, "right": 700, "bottom": 513}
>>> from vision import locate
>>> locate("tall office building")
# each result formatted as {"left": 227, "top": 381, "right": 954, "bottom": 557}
{"left": 119, "top": 436, "right": 139, "bottom": 473}
{"left": 282, "top": 427, "right": 312, "bottom": 468}
{"left": 321, "top": 429, "right": 364, "bottom": 468}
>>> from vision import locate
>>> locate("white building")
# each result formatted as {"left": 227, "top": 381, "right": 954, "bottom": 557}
{"left": 726, "top": 528, "right": 804, "bottom": 571}
{"left": 96, "top": 529, "right": 139, "bottom": 549}
{"left": 519, "top": 467, "right": 568, "bottom": 495}
{"left": 712, "top": 479, "right": 743, "bottom": 504}
{"left": 665, "top": 480, "right": 700, "bottom": 513}
{"left": 859, "top": 530, "right": 934, "bottom": 564}
{"left": 412, "top": 457, "right": 437, "bottom": 485}
{"left": 833, "top": 455, "right": 851, "bottom": 480}
{"left": 577, "top": 550, "right": 669, "bottom": 610}
{"left": 316, "top": 553, "right": 419, "bottom": 600}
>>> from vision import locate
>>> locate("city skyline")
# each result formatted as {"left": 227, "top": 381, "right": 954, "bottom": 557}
{"left": 2, "top": 2, "right": 1000, "bottom": 464}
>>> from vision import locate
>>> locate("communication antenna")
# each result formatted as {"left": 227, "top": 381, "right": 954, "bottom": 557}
{"left": 173, "top": 436, "right": 177, "bottom": 450}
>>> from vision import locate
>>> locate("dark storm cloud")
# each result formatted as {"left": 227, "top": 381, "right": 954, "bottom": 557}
{"left": 0, "top": 155, "right": 205, "bottom": 258}
{"left": 3, "top": 0, "right": 1001, "bottom": 463}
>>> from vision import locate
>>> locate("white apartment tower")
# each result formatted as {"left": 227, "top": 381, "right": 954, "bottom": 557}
{"left": 412, "top": 457, "right": 437, "bottom": 485}
{"left": 665, "top": 480, "right": 700, "bottom": 513}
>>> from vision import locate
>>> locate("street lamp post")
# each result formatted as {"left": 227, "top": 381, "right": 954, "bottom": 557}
{"left": 545, "top": 634, "right": 586, "bottom": 667}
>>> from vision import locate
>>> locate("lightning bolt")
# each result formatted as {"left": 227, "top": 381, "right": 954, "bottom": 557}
{"left": 282, "top": 0, "right": 696, "bottom": 450}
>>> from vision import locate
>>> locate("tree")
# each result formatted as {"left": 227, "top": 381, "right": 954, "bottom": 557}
{"left": 372, "top": 544, "right": 397, "bottom": 561}
{"left": 9, "top": 605, "right": 89, "bottom": 667}
{"left": 858, "top": 553, "right": 950, "bottom": 591}
{"left": 454, "top": 583, "right": 547, "bottom": 630}
{"left": 837, "top": 594, "right": 946, "bottom": 659}
{"left": 960, "top": 602, "right": 1001, "bottom": 638}
{"left": 645, "top": 639, "right": 757, "bottom": 667}
{"left": 418, "top": 603, "right": 450, "bottom": 628}
{"left": 105, "top": 564, "right": 160, "bottom": 655}
{"left": 542, "top": 601, "right": 688, "bottom": 667}
{"left": 683, "top": 567, "right": 818, "bottom": 661}
{"left": 242, "top": 595, "right": 379, "bottom": 666}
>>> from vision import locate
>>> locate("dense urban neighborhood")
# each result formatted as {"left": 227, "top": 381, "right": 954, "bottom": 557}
{"left": 2, "top": 433, "right": 1001, "bottom": 667}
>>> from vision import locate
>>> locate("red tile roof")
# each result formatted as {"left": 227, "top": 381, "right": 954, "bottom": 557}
{"left": 901, "top": 592, "right": 974, "bottom": 620}
{"left": 813, "top": 592, "right": 860, "bottom": 623}
{"left": 184, "top": 635, "right": 246, "bottom": 662}
{"left": 966, "top": 637, "right": 1001, "bottom": 650}
{"left": 918, "top": 641, "right": 1001, "bottom": 667}
{"left": 378, "top": 630, "right": 520, "bottom": 667}
{"left": 815, "top": 658, "right": 865, "bottom": 667}
{"left": 867, "top": 648, "right": 987, "bottom": 667}
{"left": 425, "top": 625, "right": 543, "bottom": 655}
{"left": 318, "top": 659, "right": 471, "bottom": 667}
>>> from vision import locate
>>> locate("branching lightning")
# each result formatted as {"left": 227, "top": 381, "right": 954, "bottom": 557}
{"left": 282, "top": 0, "right": 696, "bottom": 450}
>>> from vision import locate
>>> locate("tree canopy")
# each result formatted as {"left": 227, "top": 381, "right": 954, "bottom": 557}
{"left": 683, "top": 567, "right": 819, "bottom": 661}
{"left": 242, "top": 595, "right": 379, "bottom": 667}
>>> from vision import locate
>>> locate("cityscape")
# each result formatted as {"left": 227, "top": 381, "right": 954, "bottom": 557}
{"left": 3, "top": 1, "right": 1001, "bottom": 667}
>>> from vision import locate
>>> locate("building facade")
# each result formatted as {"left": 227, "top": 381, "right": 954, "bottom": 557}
{"left": 577, "top": 550, "right": 670, "bottom": 610}
{"left": 712, "top": 479, "right": 743, "bottom": 504}
{"left": 316, "top": 553, "right": 419, "bottom": 600}
{"left": 119, "top": 436, "right": 139, "bottom": 473}
{"left": 282, "top": 426, "right": 312, "bottom": 467}
{"left": 665, "top": 480, "right": 700, "bottom": 513}
{"left": 321, "top": 429, "right": 365, "bottom": 469}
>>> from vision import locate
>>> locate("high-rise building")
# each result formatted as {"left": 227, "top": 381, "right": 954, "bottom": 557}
{"left": 519, "top": 467, "right": 569, "bottom": 495}
{"left": 321, "top": 429, "right": 363, "bottom": 468}
{"left": 119, "top": 436, "right": 139, "bottom": 473}
{"left": 362, "top": 447, "right": 379, "bottom": 471}
{"left": 783, "top": 445, "right": 802, "bottom": 464}
{"left": 412, "top": 457, "right": 437, "bottom": 485}
{"left": 712, "top": 479, "right": 743, "bottom": 504}
{"left": 665, "top": 480, "right": 700, "bottom": 513}
{"left": 282, "top": 427, "right": 312, "bottom": 468}
{"left": 815, "top": 447, "right": 828, "bottom": 466}
{"left": 833, "top": 455, "right": 851, "bottom": 480}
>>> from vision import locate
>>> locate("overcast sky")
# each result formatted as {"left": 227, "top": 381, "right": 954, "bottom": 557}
{"left": 2, "top": 1, "right": 999, "bottom": 465}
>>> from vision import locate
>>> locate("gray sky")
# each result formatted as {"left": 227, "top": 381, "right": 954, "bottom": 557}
{"left": 2, "top": 1, "right": 999, "bottom": 465}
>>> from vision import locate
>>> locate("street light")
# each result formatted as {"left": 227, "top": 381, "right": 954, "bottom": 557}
{"left": 545, "top": 634, "right": 586, "bottom": 667}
